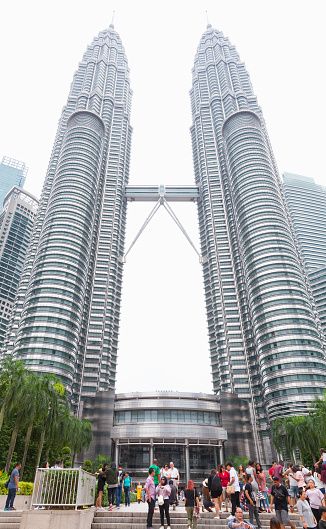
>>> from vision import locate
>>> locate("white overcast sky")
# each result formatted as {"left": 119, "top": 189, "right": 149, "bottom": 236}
{"left": 0, "top": 0, "right": 325, "bottom": 394}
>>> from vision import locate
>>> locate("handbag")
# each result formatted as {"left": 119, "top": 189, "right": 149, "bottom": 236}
{"left": 227, "top": 485, "right": 235, "bottom": 494}
{"left": 193, "top": 490, "right": 200, "bottom": 518}
{"left": 158, "top": 494, "right": 164, "bottom": 505}
{"left": 4, "top": 479, "right": 10, "bottom": 489}
{"left": 256, "top": 490, "right": 264, "bottom": 500}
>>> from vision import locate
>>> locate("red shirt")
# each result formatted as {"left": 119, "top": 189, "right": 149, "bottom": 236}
{"left": 269, "top": 467, "right": 275, "bottom": 477}
{"left": 219, "top": 471, "right": 230, "bottom": 487}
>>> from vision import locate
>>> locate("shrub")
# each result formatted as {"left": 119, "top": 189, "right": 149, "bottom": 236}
{"left": 0, "top": 481, "right": 34, "bottom": 495}
{"left": 92, "top": 455, "right": 111, "bottom": 474}
{"left": 82, "top": 460, "right": 92, "bottom": 472}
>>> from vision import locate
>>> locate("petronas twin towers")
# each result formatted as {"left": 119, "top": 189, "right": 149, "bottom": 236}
{"left": 4, "top": 24, "right": 326, "bottom": 460}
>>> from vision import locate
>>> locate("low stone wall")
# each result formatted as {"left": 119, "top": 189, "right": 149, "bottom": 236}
{"left": 20, "top": 509, "right": 94, "bottom": 529}
{"left": 0, "top": 494, "right": 31, "bottom": 510}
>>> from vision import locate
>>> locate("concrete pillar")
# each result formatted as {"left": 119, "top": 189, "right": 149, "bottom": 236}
{"left": 185, "top": 439, "right": 190, "bottom": 484}
{"left": 150, "top": 438, "right": 154, "bottom": 462}
{"left": 114, "top": 440, "right": 119, "bottom": 465}
{"left": 218, "top": 443, "right": 224, "bottom": 465}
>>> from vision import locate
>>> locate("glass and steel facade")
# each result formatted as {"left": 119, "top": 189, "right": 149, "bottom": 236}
{"left": 111, "top": 392, "right": 227, "bottom": 485}
{"left": 0, "top": 157, "right": 27, "bottom": 210}
{"left": 4, "top": 25, "right": 132, "bottom": 410}
{"left": 0, "top": 187, "right": 38, "bottom": 348}
{"left": 283, "top": 173, "right": 326, "bottom": 338}
{"left": 190, "top": 25, "right": 326, "bottom": 460}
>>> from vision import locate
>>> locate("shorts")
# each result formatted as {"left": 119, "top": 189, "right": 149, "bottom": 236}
{"left": 289, "top": 485, "right": 298, "bottom": 498}
{"left": 275, "top": 509, "right": 290, "bottom": 525}
{"left": 211, "top": 490, "right": 222, "bottom": 499}
{"left": 98, "top": 482, "right": 105, "bottom": 492}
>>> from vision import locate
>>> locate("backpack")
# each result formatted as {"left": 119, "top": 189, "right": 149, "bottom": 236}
{"left": 211, "top": 474, "right": 222, "bottom": 493}
{"left": 4, "top": 479, "right": 10, "bottom": 489}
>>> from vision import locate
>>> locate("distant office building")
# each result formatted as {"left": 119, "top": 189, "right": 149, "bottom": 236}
{"left": 0, "top": 157, "right": 28, "bottom": 208}
{"left": 283, "top": 172, "right": 326, "bottom": 336}
{"left": 0, "top": 187, "right": 38, "bottom": 348}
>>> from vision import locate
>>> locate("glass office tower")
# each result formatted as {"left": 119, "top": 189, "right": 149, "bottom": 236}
{"left": 0, "top": 187, "right": 38, "bottom": 348}
{"left": 191, "top": 25, "right": 326, "bottom": 459}
{"left": 0, "top": 157, "right": 27, "bottom": 209}
{"left": 283, "top": 172, "right": 326, "bottom": 338}
{"left": 4, "top": 25, "right": 132, "bottom": 412}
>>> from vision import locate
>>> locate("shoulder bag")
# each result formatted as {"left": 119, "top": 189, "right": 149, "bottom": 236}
{"left": 193, "top": 489, "right": 200, "bottom": 518}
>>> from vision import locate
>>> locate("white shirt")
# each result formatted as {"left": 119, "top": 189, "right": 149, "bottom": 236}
{"left": 302, "top": 467, "right": 313, "bottom": 484}
{"left": 313, "top": 472, "right": 324, "bottom": 489}
{"left": 288, "top": 472, "right": 298, "bottom": 487}
{"left": 170, "top": 467, "right": 179, "bottom": 479}
{"left": 229, "top": 467, "right": 240, "bottom": 492}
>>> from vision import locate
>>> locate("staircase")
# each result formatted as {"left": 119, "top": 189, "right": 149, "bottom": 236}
{"left": 0, "top": 510, "right": 22, "bottom": 529}
{"left": 92, "top": 510, "right": 301, "bottom": 529}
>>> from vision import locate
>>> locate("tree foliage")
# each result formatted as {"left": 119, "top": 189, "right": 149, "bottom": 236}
{"left": 271, "top": 390, "right": 326, "bottom": 465}
{"left": 0, "top": 358, "right": 93, "bottom": 481}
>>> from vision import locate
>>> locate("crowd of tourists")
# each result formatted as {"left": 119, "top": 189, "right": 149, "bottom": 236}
{"left": 5, "top": 449, "right": 326, "bottom": 529}
{"left": 94, "top": 450, "right": 326, "bottom": 529}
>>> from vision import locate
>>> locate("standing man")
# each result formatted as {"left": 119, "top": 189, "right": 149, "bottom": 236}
{"left": 169, "top": 461, "right": 180, "bottom": 490}
{"left": 226, "top": 461, "right": 240, "bottom": 517}
{"left": 149, "top": 458, "right": 161, "bottom": 487}
{"left": 51, "top": 459, "right": 62, "bottom": 469}
{"left": 4, "top": 462, "right": 21, "bottom": 511}
{"left": 145, "top": 468, "right": 156, "bottom": 529}
{"left": 116, "top": 464, "right": 125, "bottom": 509}
{"left": 273, "top": 461, "right": 284, "bottom": 482}
{"left": 270, "top": 476, "right": 295, "bottom": 529}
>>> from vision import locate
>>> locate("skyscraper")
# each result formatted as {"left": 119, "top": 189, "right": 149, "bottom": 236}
{"left": 4, "top": 25, "right": 132, "bottom": 412}
{"left": 190, "top": 25, "right": 326, "bottom": 459}
{"left": 0, "top": 186, "right": 38, "bottom": 347}
{"left": 3, "top": 23, "right": 326, "bottom": 463}
{"left": 0, "top": 157, "right": 28, "bottom": 209}
{"left": 283, "top": 172, "right": 326, "bottom": 337}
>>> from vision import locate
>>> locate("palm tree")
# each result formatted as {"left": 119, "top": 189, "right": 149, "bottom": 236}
{"left": 71, "top": 419, "right": 93, "bottom": 466}
{"left": 0, "top": 357, "right": 25, "bottom": 432}
{"left": 34, "top": 375, "right": 68, "bottom": 475}
{"left": 20, "top": 373, "right": 49, "bottom": 479}
{"left": 4, "top": 371, "right": 33, "bottom": 472}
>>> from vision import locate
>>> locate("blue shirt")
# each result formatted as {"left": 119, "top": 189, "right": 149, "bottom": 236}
{"left": 124, "top": 476, "right": 131, "bottom": 487}
{"left": 9, "top": 468, "right": 19, "bottom": 489}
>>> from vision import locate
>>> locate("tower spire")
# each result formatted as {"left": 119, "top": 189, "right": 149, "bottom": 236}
{"left": 111, "top": 10, "right": 115, "bottom": 27}
{"left": 206, "top": 11, "right": 211, "bottom": 29}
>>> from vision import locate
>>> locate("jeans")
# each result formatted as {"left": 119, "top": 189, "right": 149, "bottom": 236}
{"left": 116, "top": 483, "right": 122, "bottom": 506}
{"left": 108, "top": 487, "right": 116, "bottom": 506}
{"left": 231, "top": 491, "right": 240, "bottom": 515}
{"left": 124, "top": 486, "right": 131, "bottom": 506}
{"left": 249, "top": 503, "right": 262, "bottom": 528}
{"left": 159, "top": 499, "right": 170, "bottom": 526}
{"left": 5, "top": 488, "right": 16, "bottom": 509}
{"left": 147, "top": 498, "right": 155, "bottom": 528}
{"left": 260, "top": 490, "right": 270, "bottom": 509}
{"left": 186, "top": 506, "right": 197, "bottom": 529}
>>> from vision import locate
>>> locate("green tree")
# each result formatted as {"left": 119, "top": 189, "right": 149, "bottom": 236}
{"left": 0, "top": 357, "right": 25, "bottom": 433}
{"left": 92, "top": 454, "right": 111, "bottom": 474}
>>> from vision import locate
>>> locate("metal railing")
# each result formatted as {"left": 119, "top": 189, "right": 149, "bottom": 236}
{"left": 30, "top": 468, "right": 96, "bottom": 509}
